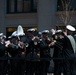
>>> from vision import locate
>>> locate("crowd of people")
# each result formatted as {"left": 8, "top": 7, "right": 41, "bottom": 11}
{"left": 0, "top": 25, "right": 76, "bottom": 75}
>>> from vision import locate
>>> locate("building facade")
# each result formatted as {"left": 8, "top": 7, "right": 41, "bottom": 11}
{"left": 0, "top": 0, "right": 76, "bottom": 36}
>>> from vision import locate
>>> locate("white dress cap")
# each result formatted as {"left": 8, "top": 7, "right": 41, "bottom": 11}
{"left": 27, "top": 28, "right": 35, "bottom": 32}
{"left": 41, "top": 30, "right": 49, "bottom": 34}
{"left": 66, "top": 25, "right": 75, "bottom": 31}
{"left": 56, "top": 30, "right": 62, "bottom": 33}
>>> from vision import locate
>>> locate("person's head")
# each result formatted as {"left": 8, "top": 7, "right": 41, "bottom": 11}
{"left": 11, "top": 36, "right": 19, "bottom": 44}
{"left": 55, "top": 30, "right": 65, "bottom": 39}
{"left": 11, "top": 31, "right": 19, "bottom": 43}
{"left": 66, "top": 25, "right": 75, "bottom": 35}
{"left": 27, "top": 28, "right": 36, "bottom": 37}
{"left": 0, "top": 33, "right": 6, "bottom": 42}
{"left": 41, "top": 30, "right": 49, "bottom": 38}
{"left": 0, "top": 37, "right": 5, "bottom": 42}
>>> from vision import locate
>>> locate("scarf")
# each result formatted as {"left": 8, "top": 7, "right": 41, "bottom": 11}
{"left": 67, "top": 35, "right": 76, "bottom": 53}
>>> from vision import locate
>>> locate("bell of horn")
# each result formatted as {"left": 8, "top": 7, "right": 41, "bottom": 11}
{"left": 0, "top": 33, "right": 3, "bottom": 36}
{"left": 16, "top": 25, "right": 25, "bottom": 36}
{"left": 11, "top": 31, "right": 17, "bottom": 36}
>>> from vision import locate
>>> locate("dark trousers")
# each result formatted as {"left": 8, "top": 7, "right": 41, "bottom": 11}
{"left": 26, "top": 61, "right": 41, "bottom": 75}
{"left": 54, "top": 59, "right": 63, "bottom": 75}
{"left": 0, "top": 60, "right": 8, "bottom": 75}
{"left": 70, "top": 58, "right": 76, "bottom": 75}
{"left": 40, "top": 60, "right": 50, "bottom": 75}
{"left": 9, "top": 58, "right": 25, "bottom": 75}
{"left": 26, "top": 61, "right": 36, "bottom": 75}
{"left": 63, "top": 59, "right": 71, "bottom": 75}
{"left": 9, "top": 59, "right": 18, "bottom": 75}
{"left": 35, "top": 61, "right": 41, "bottom": 75}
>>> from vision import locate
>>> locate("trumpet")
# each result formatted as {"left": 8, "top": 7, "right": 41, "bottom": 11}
{"left": 49, "top": 40, "right": 63, "bottom": 50}
{"left": 55, "top": 41, "right": 63, "bottom": 50}
{"left": 5, "top": 40, "right": 24, "bottom": 49}
{"left": 5, "top": 40, "right": 11, "bottom": 47}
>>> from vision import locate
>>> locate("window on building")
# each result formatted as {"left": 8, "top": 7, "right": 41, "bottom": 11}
{"left": 57, "top": 0, "right": 76, "bottom": 11}
{"left": 7, "top": 0, "right": 37, "bottom": 13}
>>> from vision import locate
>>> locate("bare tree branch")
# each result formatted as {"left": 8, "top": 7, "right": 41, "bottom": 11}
{"left": 58, "top": 0, "right": 74, "bottom": 26}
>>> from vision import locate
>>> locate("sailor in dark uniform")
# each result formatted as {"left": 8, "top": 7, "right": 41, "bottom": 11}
{"left": 51, "top": 29, "right": 64, "bottom": 75}
{"left": 39, "top": 30, "right": 51, "bottom": 75}
{"left": 72, "top": 33, "right": 76, "bottom": 75}
{"left": 6, "top": 25, "right": 25, "bottom": 75}
{"left": 62, "top": 25, "right": 76, "bottom": 75}
{"left": 0, "top": 33, "right": 7, "bottom": 75}
{"left": 16, "top": 25, "right": 26, "bottom": 75}
{"left": 25, "top": 28, "right": 40, "bottom": 75}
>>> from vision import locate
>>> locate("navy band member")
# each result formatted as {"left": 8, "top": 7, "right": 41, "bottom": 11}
{"left": 25, "top": 28, "right": 40, "bottom": 75}
{"left": 39, "top": 30, "right": 51, "bottom": 75}
{"left": 62, "top": 25, "right": 76, "bottom": 75}
{"left": 0, "top": 33, "right": 7, "bottom": 75}
{"left": 6, "top": 25, "right": 25, "bottom": 75}
{"left": 51, "top": 29, "right": 64, "bottom": 75}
